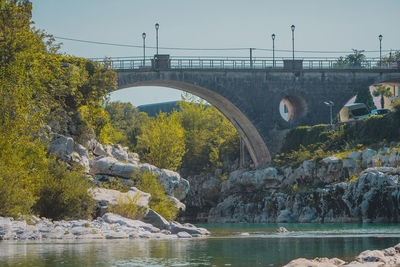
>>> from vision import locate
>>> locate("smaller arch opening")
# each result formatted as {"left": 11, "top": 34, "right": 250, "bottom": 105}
{"left": 279, "top": 95, "right": 307, "bottom": 122}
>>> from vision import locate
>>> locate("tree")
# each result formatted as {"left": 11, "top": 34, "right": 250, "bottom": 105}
{"left": 354, "top": 87, "right": 376, "bottom": 110}
{"left": 105, "top": 102, "right": 150, "bottom": 149}
{"left": 334, "top": 49, "right": 366, "bottom": 68}
{"left": 373, "top": 86, "right": 392, "bottom": 109}
{"left": 177, "top": 94, "right": 239, "bottom": 173}
{"left": 136, "top": 112, "right": 185, "bottom": 170}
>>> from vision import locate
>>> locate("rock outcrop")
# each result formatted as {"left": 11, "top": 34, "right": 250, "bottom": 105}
{"left": 284, "top": 243, "right": 400, "bottom": 266}
{"left": 209, "top": 167, "right": 400, "bottom": 223}
{"left": 48, "top": 133, "right": 190, "bottom": 200}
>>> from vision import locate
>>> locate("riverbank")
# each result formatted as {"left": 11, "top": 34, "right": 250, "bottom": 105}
{"left": 0, "top": 213, "right": 209, "bottom": 241}
{"left": 284, "top": 243, "right": 400, "bottom": 266}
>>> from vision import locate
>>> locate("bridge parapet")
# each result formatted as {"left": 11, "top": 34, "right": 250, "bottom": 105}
{"left": 93, "top": 56, "right": 400, "bottom": 72}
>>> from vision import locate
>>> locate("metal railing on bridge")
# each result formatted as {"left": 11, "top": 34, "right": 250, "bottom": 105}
{"left": 91, "top": 56, "right": 399, "bottom": 71}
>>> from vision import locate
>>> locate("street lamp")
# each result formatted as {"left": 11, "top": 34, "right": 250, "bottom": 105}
{"left": 291, "top": 25, "right": 295, "bottom": 61}
{"left": 378, "top": 34, "right": 383, "bottom": 67}
{"left": 324, "top": 101, "right": 334, "bottom": 125}
{"left": 155, "top": 23, "right": 160, "bottom": 55}
{"left": 271, "top": 33, "right": 275, "bottom": 67}
{"left": 142, "top": 32, "right": 146, "bottom": 66}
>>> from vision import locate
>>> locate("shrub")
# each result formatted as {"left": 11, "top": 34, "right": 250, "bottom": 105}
{"left": 135, "top": 171, "right": 178, "bottom": 222}
{"left": 34, "top": 160, "right": 95, "bottom": 220}
{"left": 108, "top": 195, "right": 148, "bottom": 220}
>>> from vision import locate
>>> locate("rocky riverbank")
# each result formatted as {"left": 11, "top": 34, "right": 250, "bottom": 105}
{"left": 284, "top": 243, "right": 400, "bottom": 266}
{"left": 184, "top": 144, "right": 400, "bottom": 223}
{"left": 0, "top": 213, "right": 209, "bottom": 241}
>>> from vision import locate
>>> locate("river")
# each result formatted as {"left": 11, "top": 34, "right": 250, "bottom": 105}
{"left": 1, "top": 223, "right": 399, "bottom": 266}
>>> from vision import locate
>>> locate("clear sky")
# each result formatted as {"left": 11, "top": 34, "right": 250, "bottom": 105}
{"left": 30, "top": 0, "right": 400, "bottom": 106}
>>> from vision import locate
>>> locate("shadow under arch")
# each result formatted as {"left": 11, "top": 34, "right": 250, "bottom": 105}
{"left": 117, "top": 80, "right": 271, "bottom": 167}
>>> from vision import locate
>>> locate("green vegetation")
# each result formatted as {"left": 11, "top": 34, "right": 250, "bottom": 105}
{"left": 135, "top": 171, "right": 178, "bottom": 221}
{"left": 0, "top": 0, "right": 116, "bottom": 219}
{"left": 354, "top": 87, "right": 376, "bottom": 110}
{"left": 334, "top": 49, "right": 367, "bottom": 68}
{"left": 275, "top": 100, "right": 400, "bottom": 166}
{"left": 136, "top": 112, "right": 185, "bottom": 171}
{"left": 34, "top": 160, "right": 95, "bottom": 220}
{"left": 108, "top": 195, "right": 147, "bottom": 220}
{"left": 106, "top": 95, "right": 240, "bottom": 175}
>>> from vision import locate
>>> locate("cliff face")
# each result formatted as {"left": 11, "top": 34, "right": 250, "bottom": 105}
{"left": 205, "top": 145, "right": 400, "bottom": 223}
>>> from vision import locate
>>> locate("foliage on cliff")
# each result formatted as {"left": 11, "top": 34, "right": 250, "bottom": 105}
{"left": 135, "top": 171, "right": 178, "bottom": 221}
{"left": 0, "top": 0, "right": 115, "bottom": 218}
{"left": 276, "top": 100, "right": 400, "bottom": 166}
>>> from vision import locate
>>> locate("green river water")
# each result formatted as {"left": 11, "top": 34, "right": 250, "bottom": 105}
{"left": 1, "top": 223, "right": 400, "bottom": 267}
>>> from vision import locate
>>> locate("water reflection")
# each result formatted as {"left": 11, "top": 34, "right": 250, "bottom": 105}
{"left": 0, "top": 224, "right": 400, "bottom": 267}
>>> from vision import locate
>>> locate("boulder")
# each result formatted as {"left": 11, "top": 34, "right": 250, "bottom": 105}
{"left": 142, "top": 209, "right": 170, "bottom": 230}
{"left": 102, "top": 213, "right": 160, "bottom": 233}
{"left": 177, "top": 231, "right": 192, "bottom": 238}
{"left": 169, "top": 221, "right": 210, "bottom": 235}
{"left": 105, "top": 144, "right": 130, "bottom": 162}
{"left": 348, "top": 151, "right": 362, "bottom": 161}
{"left": 93, "top": 142, "right": 108, "bottom": 157}
{"left": 48, "top": 133, "right": 74, "bottom": 161}
{"left": 168, "top": 196, "right": 186, "bottom": 211}
{"left": 90, "top": 187, "right": 150, "bottom": 217}
{"left": 90, "top": 156, "right": 138, "bottom": 178}
{"left": 140, "top": 164, "right": 189, "bottom": 200}
{"left": 356, "top": 250, "right": 388, "bottom": 263}
{"left": 284, "top": 257, "right": 345, "bottom": 267}
{"left": 322, "top": 156, "right": 340, "bottom": 164}
{"left": 362, "top": 149, "right": 376, "bottom": 162}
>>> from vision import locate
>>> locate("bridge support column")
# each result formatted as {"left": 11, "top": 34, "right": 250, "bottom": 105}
{"left": 240, "top": 138, "right": 249, "bottom": 168}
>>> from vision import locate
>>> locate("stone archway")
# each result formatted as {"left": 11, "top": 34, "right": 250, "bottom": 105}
{"left": 117, "top": 80, "right": 271, "bottom": 167}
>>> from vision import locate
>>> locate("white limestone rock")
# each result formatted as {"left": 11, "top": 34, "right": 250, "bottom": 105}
{"left": 102, "top": 213, "right": 160, "bottom": 233}
{"left": 322, "top": 156, "right": 340, "bottom": 164}
{"left": 142, "top": 209, "right": 170, "bottom": 230}
{"left": 48, "top": 133, "right": 74, "bottom": 161}
{"left": 89, "top": 156, "right": 138, "bottom": 178}
{"left": 90, "top": 187, "right": 150, "bottom": 217}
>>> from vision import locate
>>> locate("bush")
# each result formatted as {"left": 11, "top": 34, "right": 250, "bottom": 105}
{"left": 34, "top": 160, "right": 95, "bottom": 220}
{"left": 135, "top": 171, "right": 178, "bottom": 222}
{"left": 108, "top": 195, "right": 148, "bottom": 220}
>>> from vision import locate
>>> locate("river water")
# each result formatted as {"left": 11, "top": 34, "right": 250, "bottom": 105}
{"left": 1, "top": 223, "right": 400, "bottom": 267}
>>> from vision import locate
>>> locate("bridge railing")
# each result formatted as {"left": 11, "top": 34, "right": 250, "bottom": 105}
{"left": 94, "top": 57, "right": 399, "bottom": 71}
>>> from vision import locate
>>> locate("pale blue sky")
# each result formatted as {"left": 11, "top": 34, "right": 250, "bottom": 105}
{"left": 31, "top": 0, "right": 400, "bottom": 106}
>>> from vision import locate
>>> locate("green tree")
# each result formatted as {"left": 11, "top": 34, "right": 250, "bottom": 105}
{"left": 136, "top": 112, "right": 185, "bottom": 170}
{"left": 373, "top": 85, "right": 392, "bottom": 109}
{"left": 0, "top": 0, "right": 116, "bottom": 218}
{"left": 104, "top": 102, "right": 151, "bottom": 149}
{"left": 177, "top": 95, "right": 239, "bottom": 173}
{"left": 354, "top": 87, "right": 376, "bottom": 110}
{"left": 335, "top": 49, "right": 366, "bottom": 68}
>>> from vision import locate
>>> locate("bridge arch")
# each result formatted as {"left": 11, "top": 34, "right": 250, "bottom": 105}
{"left": 117, "top": 80, "right": 271, "bottom": 167}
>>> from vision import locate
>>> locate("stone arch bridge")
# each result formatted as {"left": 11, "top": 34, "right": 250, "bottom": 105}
{"left": 112, "top": 57, "right": 400, "bottom": 167}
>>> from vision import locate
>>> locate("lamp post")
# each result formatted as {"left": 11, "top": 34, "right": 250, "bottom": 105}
{"left": 142, "top": 32, "right": 146, "bottom": 66}
{"left": 291, "top": 25, "right": 295, "bottom": 61}
{"left": 379, "top": 34, "right": 383, "bottom": 67}
{"left": 155, "top": 23, "right": 159, "bottom": 55}
{"left": 250, "top": 48, "right": 253, "bottom": 68}
{"left": 272, "top": 33, "right": 275, "bottom": 67}
{"left": 324, "top": 101, "right": 334, "bottom": 125}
